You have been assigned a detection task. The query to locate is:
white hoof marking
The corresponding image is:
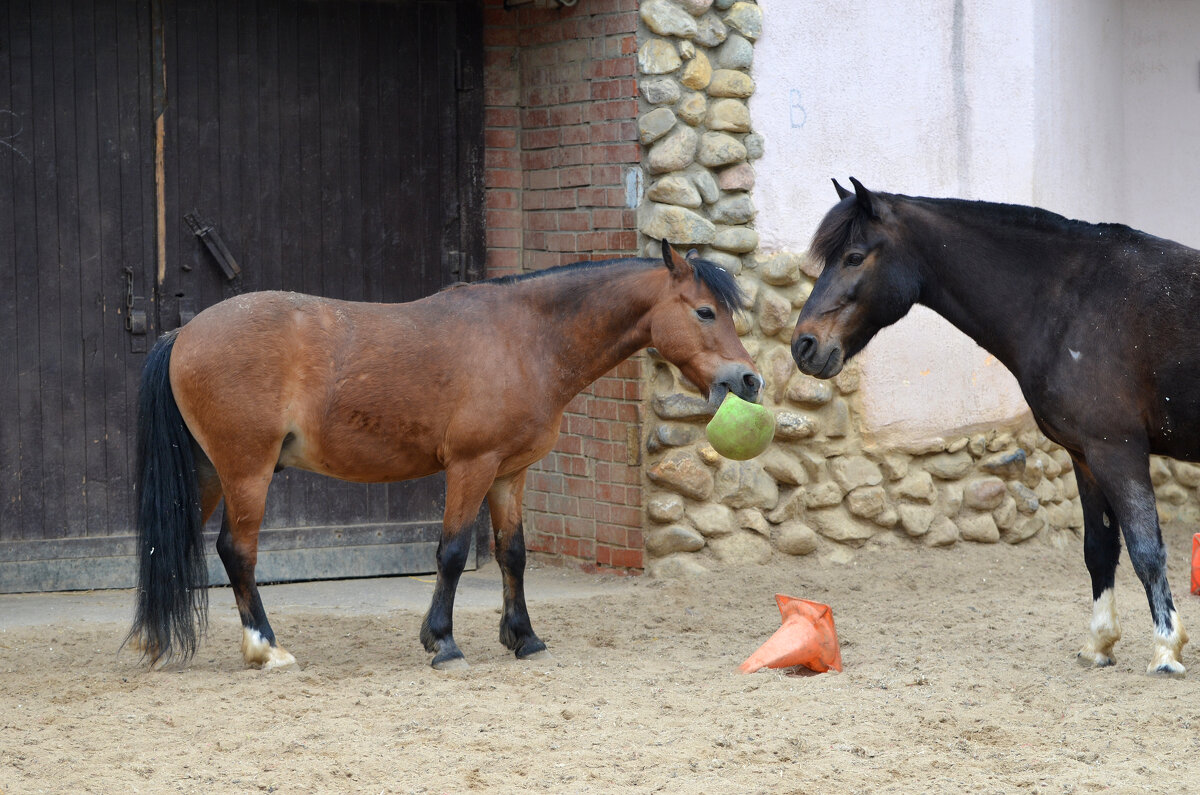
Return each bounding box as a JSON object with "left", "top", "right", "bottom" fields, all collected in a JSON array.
[
  {"left": 1147, "top": 610, "right": 1188, "bottom": 677},
  {"left": 1077, "top": 589, "right": 1121, "bottom": 667},
  {"left": 241, "top": 628, "right": 297, "bottom": 671}
]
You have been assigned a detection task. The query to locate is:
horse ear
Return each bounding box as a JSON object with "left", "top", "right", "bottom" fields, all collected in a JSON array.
[
  {"left": 848, "top": 176, "right": 879, "bottom": 218},
  {"left": 661, "top": 240, "right": 694, "bottom": 280},
  {"left": 832, "top": 178, "right": 852, "bottom": 200}
]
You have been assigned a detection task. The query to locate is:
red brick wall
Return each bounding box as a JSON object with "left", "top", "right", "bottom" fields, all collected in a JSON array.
[{"left": 482, "top": 0, "right": 644, "bottom": 572}]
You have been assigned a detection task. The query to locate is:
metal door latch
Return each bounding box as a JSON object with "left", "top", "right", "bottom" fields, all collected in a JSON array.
[
  {"left": 184, "top": 212, "right": 242, "bottom": 281},
  {"left": 123, "top": 266, "right": 147, "bottom": 352}
]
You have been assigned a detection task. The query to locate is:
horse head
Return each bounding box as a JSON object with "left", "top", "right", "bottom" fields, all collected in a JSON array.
[
  {"left": 651, "top": 242, "right": 763, "bottom": 408},
  {"left": 791, "top": 178, "right": 921, "bottom": 378}
]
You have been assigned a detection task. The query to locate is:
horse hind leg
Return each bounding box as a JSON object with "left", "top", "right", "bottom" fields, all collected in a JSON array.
[
  {"left": 1073, "top": 460, "right": 1123, "bottom": 667},
  {"left": 216, "top": 475, "right": 296, "bottom": 671},
  {"left": 489, "top": 472, "right": 548, "bottom": 661},
  {"left": 1086, "top": 446, "right": 1188, "bottom": 676}
]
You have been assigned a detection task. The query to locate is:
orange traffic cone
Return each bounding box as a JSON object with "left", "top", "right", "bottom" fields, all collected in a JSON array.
[
  {"left": 739, "top": 594, "right": 843, "bottom": 674},
  {"left": 1191, "top": 533, "right": 1200, "bottom": 596}
]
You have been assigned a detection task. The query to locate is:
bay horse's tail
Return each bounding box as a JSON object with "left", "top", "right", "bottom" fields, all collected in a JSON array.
[{"left": 123, "top": 330, "right": 208, "bottom": 665}]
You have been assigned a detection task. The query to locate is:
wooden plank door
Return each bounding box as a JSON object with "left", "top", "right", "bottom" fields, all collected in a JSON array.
[
  {"left": 0, "top": 0, "right": 158, "bottom": 591},
  {"left": 0, "top": 0, "right": 486, "bottom": 592},
  {"left": 157, "top": 0, "right": 487, "bottom": 586}
]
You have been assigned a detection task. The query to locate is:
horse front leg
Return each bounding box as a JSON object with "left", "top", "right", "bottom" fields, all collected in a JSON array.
[
  {"left": 1072, "top": 459, "right": 1123, "bottom": 667},
  {"left": 489, "top": 471, "right": 549, "bottom": 660},
  {"left": 420, "top": 458, "right": 498, "bottom": 670},
  {"left": 1086, "top": 443, "right": 1188, "bottom": 676}
]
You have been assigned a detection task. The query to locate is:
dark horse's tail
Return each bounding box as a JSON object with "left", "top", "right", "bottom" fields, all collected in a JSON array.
[{"left": 123, "top": 330, "right": 208, "bottom": 664}]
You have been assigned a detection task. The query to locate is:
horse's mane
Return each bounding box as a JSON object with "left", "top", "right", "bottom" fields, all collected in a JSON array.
[
  {"left": 908, "top": 197, "right": 1149, "bottom": 244},
  {"left": 810, "top": 194, "right": 1151, "bottom": 267},
  {"left": 481, "top": 255, "right": 746, "bottom": 313}
]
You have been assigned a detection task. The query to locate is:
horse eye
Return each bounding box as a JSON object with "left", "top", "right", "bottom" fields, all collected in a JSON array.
[
  {"left": 695, "top": 307, "right": 716, "bottom": 322},
  {"left": 845, "top": 252, "right": 865, "bottom": 267}
]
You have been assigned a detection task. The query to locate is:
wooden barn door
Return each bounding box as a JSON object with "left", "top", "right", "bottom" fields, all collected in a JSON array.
[
  {"left": 0, "top": 0, "right": 485, "bottom": 593},
  {"left": 157, "top": 0, "right": 486, "bottom": 588},
  {"left": 0, "top": 0, "right": 159, "bottom": 591}
]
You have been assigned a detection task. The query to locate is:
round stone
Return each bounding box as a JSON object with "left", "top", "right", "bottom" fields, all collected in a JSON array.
[
  {"left": 697, "top": 132, "right": 746, "bottom": 167},
  {"left": 706, "top": 98, "right": 751, "bottom": 133},
  {"left": 716, "top": 34, "right": 753, "bottom": 69},
  {"left": 693, "top": 13, "right": 729, "bottom": 47},
  {"left": 673, "top": 94, "right": 704, "bottom": 128},
  {"left": 641, "top": 0, "right": 699, "bottom": 37},
  {"left": 646, "top": 175, "right": 702, "bottom": 208},
  {"left": 709, "top": 194, "right": 755, "bottom": 224},
  {"left": 638, "top": 107, "right": 678, "bottom": 145},
  {"left": 647, "top": 124, "right": 699, "bottom": 173},
  {"left": 641, "top": 76, "right": 682, "bottom": 106},
  {"left": 680, "top": 50, "right": 712, "bottom": 91},
  {"left": 708, "top": 69, "right": 755, "bottom": 98},
  {"left": 638, "top": 202, "right": 716, "bottom": 246},
  {"left": 712, "top": 226, "right": 758, "bottom": 253},
  {"left": 638, "top": 39, "right": 681, "bottom": 75},
  {"left": 724, "top": 1, "right": 763, "bottom": 40}
]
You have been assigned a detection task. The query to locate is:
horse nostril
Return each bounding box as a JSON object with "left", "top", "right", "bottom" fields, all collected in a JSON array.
[
  {"left": 792, "top": 334, "right": 817, "bottom": 362},
  {"left": 742, "top": 371, "right": 761, "bottom": 396}
]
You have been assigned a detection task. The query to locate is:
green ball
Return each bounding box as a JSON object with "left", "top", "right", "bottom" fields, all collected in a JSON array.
[{"left": 706, "top": 393, "right": 775, "bottom": 460}]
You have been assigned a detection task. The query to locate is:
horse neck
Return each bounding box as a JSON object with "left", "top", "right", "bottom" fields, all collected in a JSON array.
[
  {"left": 516, "top": 264, "right": 660, "bottom": 401},
  {"left": 901, "top": 200, "right": 1074, "bottom": 372}
]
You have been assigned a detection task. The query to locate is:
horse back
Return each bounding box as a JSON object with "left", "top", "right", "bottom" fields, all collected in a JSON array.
[{"left": 168, "top": 290, "right": 558, "bottom": 483}]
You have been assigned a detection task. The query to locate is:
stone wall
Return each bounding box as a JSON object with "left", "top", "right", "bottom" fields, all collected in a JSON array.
[{"left": 634, "top": 0, "right": 1200, "bottom": 575}]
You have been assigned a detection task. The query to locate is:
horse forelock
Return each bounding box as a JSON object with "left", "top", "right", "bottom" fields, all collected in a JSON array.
[
  {"left": 809, "top": 199, "right": 869, "bottom": 270},
  {"left": 689, "top": 256, "right": 746, "bottom": 314}
]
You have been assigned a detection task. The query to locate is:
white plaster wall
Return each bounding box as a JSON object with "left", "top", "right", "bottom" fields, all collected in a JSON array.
[
  {"left": 752, "top": 0, "right": 1199, "bottom": 445},
  {"left": 1030, "top": 0, "right": 1125, "bottom": 221},
  {"left": 1121, "top": 1, "right": 1200, "bottom": 248},
  {"left": 753, "top": 0, "right": 1037, "bottom": 444}
]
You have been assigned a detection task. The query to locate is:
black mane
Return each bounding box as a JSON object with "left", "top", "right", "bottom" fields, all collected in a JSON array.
[
  {"left": 482, "top": 255, "right": 747, "bottom": 313},
  {"left": 906, "top": 196, "right": 1151, "bottom": 245},
  {"left": 810, "top": 194, "right": 1154, "bottom": 268}
]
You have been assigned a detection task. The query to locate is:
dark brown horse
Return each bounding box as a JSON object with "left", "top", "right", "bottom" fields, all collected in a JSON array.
[
  {"left": 793, "top": 178, "right": 1198, "bottom": 676},
  {"left": 128, "top": 243, "right": 762, "bottom": 670}
]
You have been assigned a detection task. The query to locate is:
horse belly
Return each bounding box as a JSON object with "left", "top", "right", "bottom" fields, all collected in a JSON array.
[
  {"left": 1145, "top": 362, "right": 1200, "bottom": 461},
  {"left": 1147, "top": 401, "right": 1200, "bottom": 462},
  {"left": 296, "top": 420, "right": 445, "bottom": 483}
]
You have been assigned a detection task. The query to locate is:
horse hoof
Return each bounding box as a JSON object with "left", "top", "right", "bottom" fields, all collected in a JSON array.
[
  {"left": 1076, "top": 650, "right": 1114, "bottom": 668},
  {"left": 519, "top": 649, "right": 553, "bottom": 662},
  {"left": 432, "top": 655, "right": 470, "bottom": 671},
  {"left": 1147, "top": 660, "right": 1186, "bottom": 678},
  {"left": 512, "top": 634, "right": 548, "bottom": 660},
  {"left": 261, "top": 648, "right": 299, "bottom": 672}
]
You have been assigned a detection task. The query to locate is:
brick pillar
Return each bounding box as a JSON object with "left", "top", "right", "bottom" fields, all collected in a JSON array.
[{"left": 482, "top": 0, "right": 644, "bottom": 572}]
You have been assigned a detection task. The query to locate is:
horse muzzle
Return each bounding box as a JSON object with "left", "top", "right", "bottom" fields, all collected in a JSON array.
[
  {"left": 710, "top": 363, "right": 764, "bottom": 408},
  {"left": 792, "top": 333, "right": 844, "bottom": 379}
]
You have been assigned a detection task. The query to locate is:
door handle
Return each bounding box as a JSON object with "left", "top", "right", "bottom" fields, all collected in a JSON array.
[
  {"left": 123, "top": 266, "right": 148, "bottom": 352},
  {"left": 184, "top": 212, "right": 242, "bottom": 281}
]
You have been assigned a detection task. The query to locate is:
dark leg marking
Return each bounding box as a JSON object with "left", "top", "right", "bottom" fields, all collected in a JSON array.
[
  {"left": 420, "top": 528, "right": 474, "bottom": 669},
  {"left": 1074, "top": 461, "right": 1122, "bottom": 667},
  {"left": 497, "top": 521, "right": 547, "bottom": 659}
]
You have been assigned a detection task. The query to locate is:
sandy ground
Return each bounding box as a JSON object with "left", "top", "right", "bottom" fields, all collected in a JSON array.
[{"left": 3, "top": 525, "right": 1200, "bottom": 794}]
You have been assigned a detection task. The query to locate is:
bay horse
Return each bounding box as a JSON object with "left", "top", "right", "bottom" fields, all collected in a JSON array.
[
  {"left": 793, "top": 178, "right": 1198, "bottom": 676},
  {"left": 127, "top": 242, "right": 762, "bottom": 670}
]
